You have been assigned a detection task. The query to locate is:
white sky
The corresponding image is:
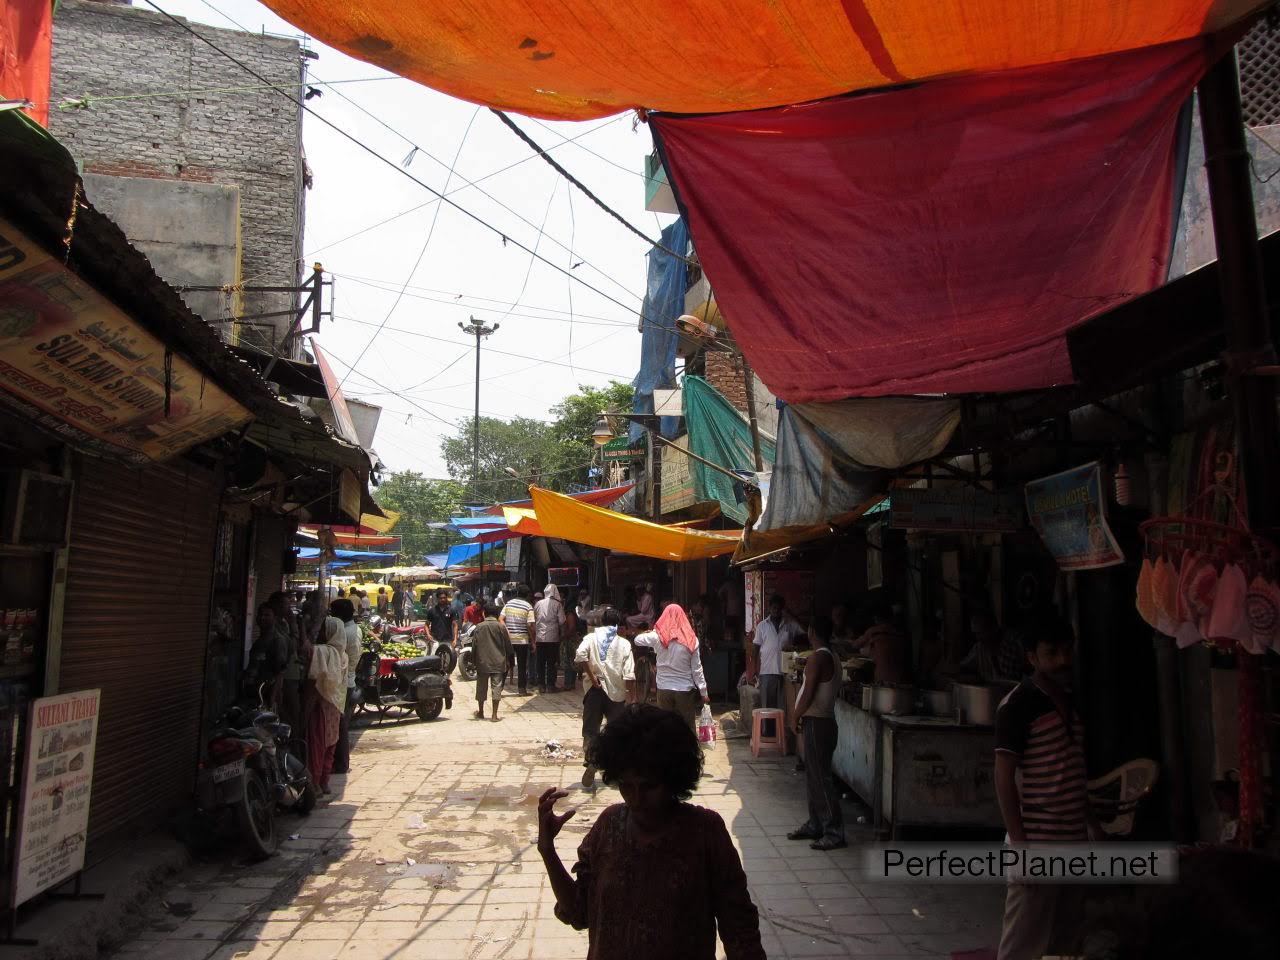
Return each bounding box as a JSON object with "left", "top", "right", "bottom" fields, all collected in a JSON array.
[{"left": 156, "top": 0, "right": 674, "bottom": 479}]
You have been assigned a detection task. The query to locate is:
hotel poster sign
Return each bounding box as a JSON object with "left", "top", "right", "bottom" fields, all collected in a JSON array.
[
  {"left": 0, "top": 216, "right": 249, "bottom": 463},
  {"left": 1025, "top": 462, "right": 1124, "bottom": 570},
  {"left": 13, "top": 689, "right": 101, "bottom": 907}
]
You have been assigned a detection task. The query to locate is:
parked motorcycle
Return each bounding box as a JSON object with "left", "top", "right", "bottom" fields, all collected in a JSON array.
[
  {"left": 197, "top": 690, "right": 315, "bottom": 859},
  {"left": 457, "top": 623, "right": 478, "bottom": 681},
  {"left": 354, "top": 637, "right": 454, "bottom": 720}
]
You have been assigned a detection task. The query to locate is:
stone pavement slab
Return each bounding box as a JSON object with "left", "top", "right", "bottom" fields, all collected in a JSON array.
[{"left": 108, "top": 680, "right": 1003, "bottom": 959}]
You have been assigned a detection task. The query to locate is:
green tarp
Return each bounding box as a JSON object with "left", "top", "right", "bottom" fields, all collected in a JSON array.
[{"left": 682, "top": 375, "right": 775, "bottom": 524}]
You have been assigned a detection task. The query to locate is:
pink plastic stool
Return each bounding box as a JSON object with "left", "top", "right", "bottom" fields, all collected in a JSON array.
[{"left": 751, "top": 708, "right": 787, "bottom": 758}]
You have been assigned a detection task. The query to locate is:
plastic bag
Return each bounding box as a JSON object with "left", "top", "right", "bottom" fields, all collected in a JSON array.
[{"left": 697, "top": 705, "right": 717, "bottom": 748}]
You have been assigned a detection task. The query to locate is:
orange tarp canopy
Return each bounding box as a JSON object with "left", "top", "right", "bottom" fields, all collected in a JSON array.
[
  {"left": 530, "top": 487, "right": 740, "bottom": 561},
  {"left": 259, "top": 1, "right": 1263, "bottom": 119}
]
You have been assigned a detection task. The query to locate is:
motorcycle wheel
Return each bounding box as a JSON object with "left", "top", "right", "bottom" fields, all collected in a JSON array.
[
  {"left": 458, "top": 650, "right": 477, "bottom": 682},
  {"left": 236, "top": 770, "right": 277, "bottom": 860},
  {"left": 415, "top": 698, "right": 444, "bottom": 721},
  {"left": 436, "top": 644, "right": 457, "bottom": 676},
  {"left": 295, "top": 782, "right": 317, "bottom": 816}
]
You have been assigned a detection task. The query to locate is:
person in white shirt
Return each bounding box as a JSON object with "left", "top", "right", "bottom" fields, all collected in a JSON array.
[
  {"left": 633, "top": 602, "right": 709, "bottom": 732},
  {"left": 751, "top": 594, "right": 803, "bottom": 709},
  {"left": 575, "top": 607, "right": 635, "bottom": 791},
  {"left": 329, "top": 598, "right": 364, "bottom": 775},
  {"left": 533, "top": 583, "right": 567, "bottom": 694}
]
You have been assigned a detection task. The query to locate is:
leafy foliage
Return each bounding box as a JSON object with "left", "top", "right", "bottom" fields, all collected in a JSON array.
[
  {"left": 440, "top": 381, "right": 633, "bottom": 503},
  {"left": 373, "top": 472, "right": 466, "bottom": 562}
]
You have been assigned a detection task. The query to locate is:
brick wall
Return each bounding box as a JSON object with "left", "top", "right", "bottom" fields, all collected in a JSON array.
[
  {"left": 704, "top": 351, "right": 748, "bottom": 413},
  {"left": 49, "top": 0, "right": 305, "bottom": 352}
]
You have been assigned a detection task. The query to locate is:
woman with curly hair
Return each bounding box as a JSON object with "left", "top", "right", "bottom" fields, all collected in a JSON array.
[{"left": 538, "top": 704, "right": 764, "bottom": 959}]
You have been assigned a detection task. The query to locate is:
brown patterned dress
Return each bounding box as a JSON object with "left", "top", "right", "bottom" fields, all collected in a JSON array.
[{"left": 555, "top": 802, "right": 765, "bottom": 959}]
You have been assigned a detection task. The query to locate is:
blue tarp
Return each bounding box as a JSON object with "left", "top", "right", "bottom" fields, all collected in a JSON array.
[
  {"left": 296, "top": 547, "right": 398, "bottom": 560},
  {"left": 445, "top": 541, "right": 483, "bottom": 568},
  {"left": 631, "top": 218, "right": 689, "bottom": 442}
]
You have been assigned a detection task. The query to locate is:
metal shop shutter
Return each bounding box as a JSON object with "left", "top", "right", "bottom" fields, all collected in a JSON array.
[{"left": 59, "top": 456, "right": 219, "bottom": 862}]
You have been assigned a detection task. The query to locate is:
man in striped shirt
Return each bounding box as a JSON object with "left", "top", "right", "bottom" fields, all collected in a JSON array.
[{"left": 994, "top": 616, "right": 1095, "bottom": 960}]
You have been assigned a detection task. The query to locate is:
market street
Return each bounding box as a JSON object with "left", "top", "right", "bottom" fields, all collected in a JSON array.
[{"left": 109, "top": 686, "right": 1001, "bottom": 960}]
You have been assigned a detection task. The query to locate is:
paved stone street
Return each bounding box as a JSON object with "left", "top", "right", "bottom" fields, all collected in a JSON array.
[{"left": 111, "top": 682, "right": 1002, "bottom": 960}]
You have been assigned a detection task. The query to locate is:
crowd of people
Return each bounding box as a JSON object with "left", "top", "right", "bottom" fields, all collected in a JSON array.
[{"left": 245, "top": 590, "right": 361, "bottom": 798}]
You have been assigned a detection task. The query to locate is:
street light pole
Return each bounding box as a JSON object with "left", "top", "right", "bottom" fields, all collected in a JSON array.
[{"left": 457, "top": 318, "right": 499, "bottom": 503}]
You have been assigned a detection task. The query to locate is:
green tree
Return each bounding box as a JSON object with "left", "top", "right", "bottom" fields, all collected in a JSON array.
[
  {"left": 373, "top": 472, "right": 466, "bottom": 562},
  {"left": 440, "top": 381, "right": 635, "bottom": 504},
  {"left": 548, "top": 381, "right": 634, "bottom": 485}
]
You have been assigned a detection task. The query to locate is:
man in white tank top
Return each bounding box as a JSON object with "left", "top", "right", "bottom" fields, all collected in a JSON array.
[{"left": 786, "top": 616, "right": 846, "bottom": 850}]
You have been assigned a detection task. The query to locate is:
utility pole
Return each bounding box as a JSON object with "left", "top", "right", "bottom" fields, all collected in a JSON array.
[{"left": 457, "top": 318, "right": 500, "bottom": 503}]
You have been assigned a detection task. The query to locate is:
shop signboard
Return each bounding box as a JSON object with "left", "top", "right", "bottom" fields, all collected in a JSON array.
[
  {"left": 601, "top": 436, "right": 644, "bottom": 462},
  {"left": 660, "top": 436, "right": 696, "bottom": 514},
  {"left": 744, "top": 568, "right": 763, "bottom": 631},
  {"left": 1024, "top": 462, "right": 1124, "bottom": 570},
  {"left": 12, "top": 689, "right": 100, "bottom": 907},
  {"left": 890, "top": 486, "right": 1022, "bottom": 532},
  {"left": 0, "top": 217, "right": 250, "bottom": 464}
]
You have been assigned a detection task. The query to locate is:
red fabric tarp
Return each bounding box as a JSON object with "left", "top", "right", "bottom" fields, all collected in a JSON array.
[
  {"left": 0, "top": 0, "right": 52, "bottom": 127},
  {"left": 475, "top": 483, "right": 634, "bottom": 516},
  {"left": 651, "top": 39, "right": 1220, "bottom": 402}
]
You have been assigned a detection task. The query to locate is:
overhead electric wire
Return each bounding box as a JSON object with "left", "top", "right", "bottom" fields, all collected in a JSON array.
[
  {"left": 302, "top": 116, "right": 624, "bottom": 264},
  {"left": 51, "top": 75, "right": 395, "bottom": 110},
  {"left": 530, "top": 116, "right": 664, "bottom": 185},
  {"left": 140, "top": 0, "right": 684, "bottom": 337},
  {"left": 299, "top": 63, "right": 641, "bottom": 306},
  {"left": 369, "top": 322, "right": 630, "bottom": 396},
  {"left": 330, "top": 273, "right": 634, "bottom": 327},
  {"left": 337, "top": 315, "right": 632, "bottom": 379},
  {"left": 498, "top": 178, "right": 559, "bottom": 322},
  {"left": 490, "top": 109, "right": 694, "bottom": 265},
  {"left": 336, "top": 105, "right": 482, "bottom": 389},
  {"left": 145, "top": 0, "right": 735, "bottom": 401}
]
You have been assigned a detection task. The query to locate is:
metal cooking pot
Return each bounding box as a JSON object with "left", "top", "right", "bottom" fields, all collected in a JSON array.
[
  {"left": 867, "top": 684, "right": 916, "bottom": 715},
  {"left": 952, "top": 682, "right": 1014, "bottom": 726},
  {"left": 921, "top": 689, "right": 953, "bottom": 717}
]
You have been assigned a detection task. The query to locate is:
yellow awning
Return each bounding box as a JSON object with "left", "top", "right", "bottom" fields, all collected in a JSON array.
[
  {"left": 259, "top": 1, "right": 1264, "bottom": 120},
  {"left": 530, "top": 487, "right": 740, "bottom": 561},
  {"left": 361, "top": 509, "right": 400, "bottom": 534},
  {"left": 732, "top": 497, "right": 885, "bottom": 565},
  {"left": 501, "top": 506, "right": 544, "bottom": 538}
]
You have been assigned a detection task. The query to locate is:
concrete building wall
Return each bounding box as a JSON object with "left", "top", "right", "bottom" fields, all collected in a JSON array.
[
  {"left": 81, "top": 173, "right": 242, "bottom": 325},
  {"left": 49, "top": 0, "right": 306, "bottom": 354}
]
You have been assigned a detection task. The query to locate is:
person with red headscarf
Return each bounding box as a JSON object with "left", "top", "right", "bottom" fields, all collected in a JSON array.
[{"left": 633, "top": 602, "right": 709, "bottom": 731}]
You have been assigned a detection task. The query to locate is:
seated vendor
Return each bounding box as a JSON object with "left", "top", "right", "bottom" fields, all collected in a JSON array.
[
  {"left": 957, "top": 610, "right": 1024, "bottom": 682},
  {"left": 851, "top": 595, "right": 910, "bottom": 684}
]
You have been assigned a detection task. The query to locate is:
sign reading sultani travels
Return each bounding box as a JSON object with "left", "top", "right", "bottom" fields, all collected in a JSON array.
[
  {"left": 0, "top": 216, "right": 250, "bottom": 463},
  {"left": 13, "top": 689, "right": 101, "bottom": 907}
]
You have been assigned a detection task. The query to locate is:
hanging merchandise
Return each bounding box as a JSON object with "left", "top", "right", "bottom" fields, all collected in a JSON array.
[
  {"left": 1140, "top": 483, "right": 1279, "bottom": 649},
  {"left": 1152, "top": 555, "right": 1179, "bottom": 637},
  {"left": 1136, "top": 558, "right": 1157, "bottom": 629},
  {"left": 1244, "top": 575, "right": 1280, "bottom": 654},
  {"left": 1206, "top": 564, "right": 1252, "bottom": 651}
]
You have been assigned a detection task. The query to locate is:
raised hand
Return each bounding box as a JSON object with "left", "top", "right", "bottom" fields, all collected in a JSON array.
[{"left": 537, "top": 788, "right": 576, "bottom": 853}]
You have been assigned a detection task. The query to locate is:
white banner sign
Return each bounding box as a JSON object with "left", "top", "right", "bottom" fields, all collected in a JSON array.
[{"left": 13, "top": 689, "right": 101, "bottom": 906}]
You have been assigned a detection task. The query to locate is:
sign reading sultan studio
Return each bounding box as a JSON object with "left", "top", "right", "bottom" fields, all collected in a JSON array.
[{"left": 0, "top": 215, "right": 249, "bottom": 463}]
